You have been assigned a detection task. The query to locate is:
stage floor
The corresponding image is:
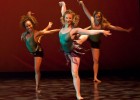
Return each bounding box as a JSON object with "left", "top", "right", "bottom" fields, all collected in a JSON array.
[{"left": 0, "top": 76, "right": 140, "bottom": 100}]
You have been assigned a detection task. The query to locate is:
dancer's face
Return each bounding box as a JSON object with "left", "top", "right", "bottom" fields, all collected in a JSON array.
[
  {"left": 95, "top": 13, "right": 101, "bottom": 24},
  {"left": 64, "top": 14, "right": 73, "bottom": 26},
  {"left": 25, "top": 20, "right": 34, "bottom": 32}
]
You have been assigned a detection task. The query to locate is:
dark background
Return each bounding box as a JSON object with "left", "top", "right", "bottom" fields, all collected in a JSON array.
[{"left": 0, "top": 0, "right": 139, "bottom": 74}]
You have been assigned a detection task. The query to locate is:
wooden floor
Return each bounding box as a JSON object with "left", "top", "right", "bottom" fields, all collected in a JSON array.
[{"left": 0, "top": 71, "right": 140, "bottom": 100}]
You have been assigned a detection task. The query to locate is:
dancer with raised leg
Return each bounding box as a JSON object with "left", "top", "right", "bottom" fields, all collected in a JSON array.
[
  {"left": 20, "top": 11, "right": 60, "bottom": 93},
  {"left": 59, "top": 1, "right": 111, "bottom": 99}
]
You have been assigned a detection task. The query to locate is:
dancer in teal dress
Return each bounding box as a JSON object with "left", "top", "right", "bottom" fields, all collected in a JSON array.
[
  {"left": 20, "top": 11, "right": 60, "bottom": 93},
  {"left": 59, "top": 1, "right": 111, "bottom": 99}
]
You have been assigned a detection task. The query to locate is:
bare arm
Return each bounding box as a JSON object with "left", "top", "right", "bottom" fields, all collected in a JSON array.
[
  {"left": 78, "top": 0, "right": 92, "bottom": 20},
  {"left": 59, "top": 1, "right": 66, "bottom": 16},
  {"left": 76, "top": 35, "right": 89, "bottom": 45},
  {"left": 38, "top": 21, "right": 60, "bottom": 35},
  {"left": 84, "top": 26, "right": 91, "bottom": 30},
  {"left": 42, "top": 22, "right": 53, "bottom": 31},
  {"left": 74, "top": 26, "right": 91, "bottom": 44},
  {"left": 108, "top": 25, "right": 133, "bottom": 33},
  {"left": 72, "top": 28, "right": 111, "bottom": 36},
  {"left": 40, "top": 29, "right": 60, "bottom": 35},
  {"left": 21, "top": 32, "right": 27, "bottom": 41},
  {"left": 21, "top": 33, "right": 24, "bottom": 41}
]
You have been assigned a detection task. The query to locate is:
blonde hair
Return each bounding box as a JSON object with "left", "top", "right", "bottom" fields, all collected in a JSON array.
[
  {"left": 20, "top": 14, "right": 38, "bottom": 29},
  {"left": 60, "top": 9, "right": 80, "bottom": 27}
]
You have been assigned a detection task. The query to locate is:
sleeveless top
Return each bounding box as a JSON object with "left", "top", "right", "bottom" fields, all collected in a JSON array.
[
  {"left": 23, "top": 32, "right": 42, "bottom": 53},
  {"left": 59, "top": 29, "right": 89, "bottom": 66},
  {"left": 89, "top": 17, "right": 103, "bottom": 42},
  {"left": 59, "top": 30, "right": 73, "bottom": 53}
]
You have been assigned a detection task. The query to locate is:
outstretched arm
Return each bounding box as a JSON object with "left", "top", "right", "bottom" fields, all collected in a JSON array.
[
  {"left": 78, "top": 0, "right": 92, "bottom": 20},
  {"left": 39, "top": 22, "right": 60, "bottom": 35},
  {"left": 40, "top": 29, "right": 60, "bottom": 35},
  {"left": 59, "top": 1, "right": 66, "bottom": 16},
  {"left": 84, "top": 26, "right": 91, "bottom": 30},
  {"left": 108, "top": 25, "right": 133, "bottom": 33},
  {"left": 73, "top": 28, "right": 111, "bottom": 36},
  {"left": 43, "top": 22, "right": 53, "bottom": 31}
]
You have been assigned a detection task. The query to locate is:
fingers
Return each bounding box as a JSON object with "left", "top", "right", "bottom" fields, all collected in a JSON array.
[
  {"left": 59, "top": 1, "right": 65, "bottom": 6},
  {"left": 104, "top": 30, "right": 111, "bottom": 36},
  {"left": 77, "top": 0, "right": 83, "bottom": 4},
  {"left": 107, "top": 30, "right": 112, "bottom": 35},
  {"left": 59, "top": 2, "right": 62, "bottom": 6},
  {"left": 27, "top": 11, "right": 31, "bottom": 16},
  {"left": 48, "top": 22, "right": 53, "bottom": 28},
  {"left": 27, "top": 11, "right": 34, "bottom": 16},
  {"left": 77, "top": 0, "right": 80, "bottom": 3},
  {"left": 128, "top": 27, "right": 133, "bottom": 32},
  {"left": 49, "top": 22, "right": 53, "bottom": 25}
]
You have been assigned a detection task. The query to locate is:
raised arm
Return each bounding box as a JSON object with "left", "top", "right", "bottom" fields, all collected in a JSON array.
[
  {"left": 38, "top": 21, "right": 60, "bottom": 35},
  {"left": 40, "top": 29, "right": 60, "bottom": 35},
  {"left": 78, "top": 0, "right": 92, "bottom": 20},
  {"left": 37, "top": 26, "right": 60, "bottom": 43},
  {"left": 59, "top": 1, "right": 67, "bottom": 16},
  {"left": 108, "top": 25, "right": 133, "bottom": 33},
  {"left": 42, "top": 22, "right": 53, "bottom": 31},
  {"left": 27, "top": 11, "right": 34, "bottom": 16}
]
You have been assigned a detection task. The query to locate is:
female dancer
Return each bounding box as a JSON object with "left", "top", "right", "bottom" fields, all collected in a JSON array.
[
  {"left": 78, "top": 0, "right": 132, "bottom": 82},
  {"left": 59, "top": 1, "right": 111, "bottom": 99},
  {"left": 20, "top": 11, "right": 60, "bottom": 93}
]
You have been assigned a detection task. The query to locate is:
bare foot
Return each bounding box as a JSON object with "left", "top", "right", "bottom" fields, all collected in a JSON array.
[
  {"left": 36, "top": 89, "right": 41, "bottom": 93},
  {"left": 36, "top": 86, "right": 41, "bottom": 93},
  {"left": 77, "top": 95, "right": 84, "bottom": 100},
  {"left": 93, "top": 79, "right": 101, "bottom": 83}
]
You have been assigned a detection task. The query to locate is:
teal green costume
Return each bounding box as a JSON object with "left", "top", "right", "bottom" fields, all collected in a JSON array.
[
  {"left": 59, "top": 30, "right": 88, "bottom": 65},
  {"left": 22, "top": 32, "right": 43, "bottom": 57},
  {"left": 59, "top": 31, "right": 73, "bottom": 53}
]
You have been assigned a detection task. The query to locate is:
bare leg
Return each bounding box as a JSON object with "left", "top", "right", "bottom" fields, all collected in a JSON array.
[
  {"left": 34, "top": 57, "right": 42, "bottom": 93},
  {"left": 91, "top": 48, "right": 101, "bottom": 83},
  {"left": 76, "top": 35, "right": 88, "bottom": 45},
  {"left": 70, "top": 56, "right": 83, "bottom": 99}
]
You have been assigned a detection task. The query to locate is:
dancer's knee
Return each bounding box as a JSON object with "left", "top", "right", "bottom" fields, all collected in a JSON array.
[
  {"left": 72, "top": 71, "right": 78, "bottom": 78},
  {"left": 93, "top": 58, "right": 99, "bottom": 64}
]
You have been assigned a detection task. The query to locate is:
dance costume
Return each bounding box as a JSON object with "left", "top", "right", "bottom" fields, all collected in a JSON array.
[
  {"left": 59, "top": 29, "right": 87, "bottom": 65},
  {"left": 23, "top": 32, "right": 44, "bottom": 57},
  {"left": 88, "top": 24, "right": 103, "bottom": 49}
]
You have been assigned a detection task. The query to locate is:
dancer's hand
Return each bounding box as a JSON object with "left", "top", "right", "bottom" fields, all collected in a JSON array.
[
  {"left": 48, "top": 22, "right": 53, "bottom": 29},
  {"left": 27, "top": 11, "right": 34, "bottom": 16},
  {"left": 126, "top": 27, "right": 133, "bottom": 32},
  {"left": 103, "top": 30, "right": 112, "bottom": 37},
  {"left": 43, "top": 22, "right": 53, "bottom": 31},
  {"left": 77, "top": 0, "right": 83, "bottom": 5},
  {"left": 59, "top": 1, "right": 65, "bottom": 7}
]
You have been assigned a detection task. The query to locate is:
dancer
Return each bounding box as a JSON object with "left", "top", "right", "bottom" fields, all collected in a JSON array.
[
  {"left": 59, "top": 1, "right": 111, "bottom": 99},
  {"left": 77, "top": 0, "right": 132, "bottom": 82},
  {"left": 20, "top": 11, "right": 60, "bottom": 93}
]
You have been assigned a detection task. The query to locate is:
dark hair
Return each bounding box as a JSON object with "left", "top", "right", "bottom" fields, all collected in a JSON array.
[
  {"left": 20, "top": 14, "right": 38, "bottom": 29},
  {"left": 93, "top": 11, "right": 111, "bottom": 28}
]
